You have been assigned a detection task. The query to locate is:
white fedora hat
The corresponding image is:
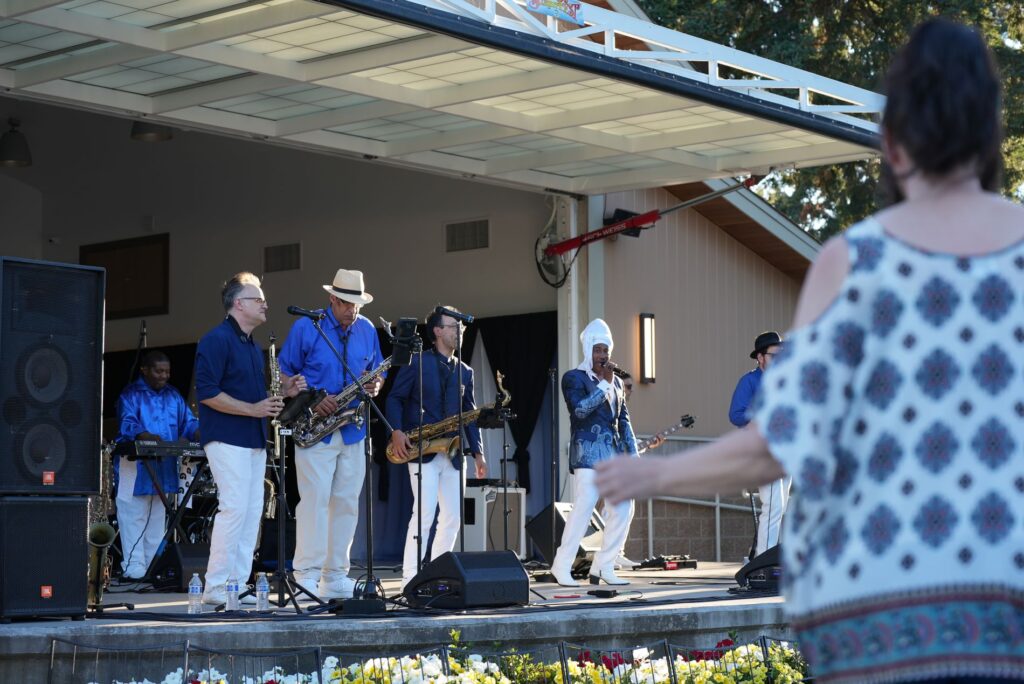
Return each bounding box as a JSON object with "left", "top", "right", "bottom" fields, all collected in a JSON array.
[{"left": 322, "top": 269, "right": 373, "bottom": 305}]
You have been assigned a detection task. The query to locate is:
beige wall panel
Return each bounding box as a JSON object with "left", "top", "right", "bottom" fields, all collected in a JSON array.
[{"left": 601, "top": 187, "right": 802, "bottom": 439}]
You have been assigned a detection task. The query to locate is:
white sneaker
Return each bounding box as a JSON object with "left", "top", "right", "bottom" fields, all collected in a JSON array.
[
  {"left": 319, "top": 575, "right": 355, "bottom": 600},
  {"left": 202, "top": 586, "right": 226, "bottom": 606},
  {"left": 291, "top": 572, "right": 320, "bottom": 597},
  {"left": 614, "top": 555, "right": 636, "bottom": 570}
]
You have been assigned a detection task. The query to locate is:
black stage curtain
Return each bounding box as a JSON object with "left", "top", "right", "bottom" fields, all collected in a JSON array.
[{"left": 477, "top": 311, "right": 557, "bottom": 493}]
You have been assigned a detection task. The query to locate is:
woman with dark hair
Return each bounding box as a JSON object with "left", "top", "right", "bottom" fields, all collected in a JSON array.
[{"left": 597, "top": 19, "right": 1024, "bottom": 683}]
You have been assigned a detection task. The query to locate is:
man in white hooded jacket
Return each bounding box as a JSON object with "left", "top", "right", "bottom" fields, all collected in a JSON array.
[{"left": 550, "top": 319, "right": 639, "bottom": 587}]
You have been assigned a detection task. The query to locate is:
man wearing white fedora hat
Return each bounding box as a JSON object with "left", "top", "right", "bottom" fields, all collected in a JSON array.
[{"left": 279, "top": 268, "right": 385, "bottom": 600}]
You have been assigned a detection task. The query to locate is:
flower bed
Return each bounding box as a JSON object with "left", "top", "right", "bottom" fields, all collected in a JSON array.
[{"left": 90, "top": 638, "right": 808, "bottom": 684}]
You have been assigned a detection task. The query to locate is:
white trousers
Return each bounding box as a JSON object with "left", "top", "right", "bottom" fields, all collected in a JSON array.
[
  {"left": 204, "top": 442, "right": 266, "bottom": 590},
  {"left": 403, "top": 456, "right": 463, "bottom": 581},
  {"left": 115, "top": 456, "right": 166, "bottom": 577},
  {"left": 552, "top": 468, "right": 633, "bottom": 576},
  {"left": 756, "top": 476, "right": 792, "bottom": 555},
  {"left": 293, "top": 438, "right": 365, "bottom": 582}
]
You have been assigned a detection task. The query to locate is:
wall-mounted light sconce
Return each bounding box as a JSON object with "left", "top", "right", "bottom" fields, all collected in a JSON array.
[
  {"left": 640, "top": 312, "right": 655, "bottom": 383},
  {"left": 0, "top": 118, "right": 32, "bottom": 167}
]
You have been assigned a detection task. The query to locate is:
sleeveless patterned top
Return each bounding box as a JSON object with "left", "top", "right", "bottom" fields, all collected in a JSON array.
[{"left": 754, "top": 217, "right": 1024, "bottom": 683}]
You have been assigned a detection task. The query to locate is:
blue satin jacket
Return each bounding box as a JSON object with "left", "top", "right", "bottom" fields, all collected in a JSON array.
[
  {"left": 561, "top": 369, "right": 638, "bottom": 471},
  {"left": 115, "top": 377, "right": 200, "bottom": 496}
]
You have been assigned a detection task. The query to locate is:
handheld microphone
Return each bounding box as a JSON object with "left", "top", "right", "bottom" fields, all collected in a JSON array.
[
  {"left": 287, "top": 305, "right": 325, "bottom": 321},
  {"left": 434, "top": 306, "right": 474, "bottom": 324}
]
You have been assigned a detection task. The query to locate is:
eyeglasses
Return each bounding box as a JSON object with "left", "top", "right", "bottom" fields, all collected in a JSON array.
[
  {"left": 239, "top": 297, "right": 267, "bottom": 305},
  {"left": 438, "top": 323, "right": 464, "bottom": 329},
  {"left": 763, "top": 351, "right": 777, "bottom": 357}
]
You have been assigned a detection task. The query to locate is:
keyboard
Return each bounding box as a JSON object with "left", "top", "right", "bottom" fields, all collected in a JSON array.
[
  {"left": 466, "top": 478, "right": 516, "bottom": 488},
  {"left": 113, "top": 440, "right": 206, "bottom": 460}
]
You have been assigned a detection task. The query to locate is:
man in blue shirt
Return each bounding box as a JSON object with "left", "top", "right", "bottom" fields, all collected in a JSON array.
[
  {"left": 194, "top": 272, "right": 305, "bottom": 605},
  {"left": 728, "top": 330, "right": 790, "bottom": 556},
  {"left": 387, "top": 306, "right": 486, "bottom": 587},
  {"left": 278, "top": 269, "right": 384, "bottom": 600},
  {"left": 114, "top": 349, "right": 199, "bottom": 580}
]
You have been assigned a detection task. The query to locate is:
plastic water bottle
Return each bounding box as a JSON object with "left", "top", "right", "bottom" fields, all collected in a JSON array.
[
  {"left": 256, "top": 572, "right": 270, "bottom": 612},
  {"left": 187, "top": 573, "right": 203, "bottom": 615},
  {"left": 226, "top": 575, "right": 240, "bottom": 611}
]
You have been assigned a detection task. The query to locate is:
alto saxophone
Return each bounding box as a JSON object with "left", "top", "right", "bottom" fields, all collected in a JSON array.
[
  {"left": 291, "top": 357, "right": 393, "bottom": 448},
  {"left": 386, "top": 371, "right": 511, "bottom": 465}
]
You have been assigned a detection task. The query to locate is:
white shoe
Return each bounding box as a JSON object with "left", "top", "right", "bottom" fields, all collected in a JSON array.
[
  {"left": 550, "top": 566, "right": 580, "bottom": 588},
  {"left": 589, "top": 568, "right": 629, "bottom": 586},
  {"left": 202, "top": 586, "right": 226, "bottom": 606},
  {"left": 319, "top": 576, "right": 355, "bottom": 600},
  {"left": 614, "top": 555, "right": 636, "bottom": 570}
]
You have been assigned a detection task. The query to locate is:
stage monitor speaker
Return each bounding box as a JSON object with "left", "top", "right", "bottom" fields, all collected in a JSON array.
[
  {"left": 150, "top": 542, "right": 210, "bottom": 592},
  {"left": 735, "top": 544, "right": 781, "bottom": 592},
  {"left": 0, "top": 496, "right": 88, "bottom": 620},
  {"left": 0, "top": 257, "right": 105, "bottom": 495},
  {"left": 524, "top": 501, "right": 605, "bottom": 565},
  {"left": 455, "top": 486, "right": 526, "bottom": 558},
  {"left": 403, "top": 550, "right": 529, "bottom": 609}
]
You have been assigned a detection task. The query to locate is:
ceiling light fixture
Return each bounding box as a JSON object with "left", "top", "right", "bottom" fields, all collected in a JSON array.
[{"left": 130, "top": 120, "right": 174, "bottom": 142}]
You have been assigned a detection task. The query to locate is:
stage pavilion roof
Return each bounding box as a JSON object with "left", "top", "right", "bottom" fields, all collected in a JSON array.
[{"left": 0, "top": 0, "right": 883, "bottom": 194}]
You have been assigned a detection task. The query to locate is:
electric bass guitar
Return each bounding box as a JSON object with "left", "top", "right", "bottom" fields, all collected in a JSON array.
[{"left": 638, "top": 414, "right": 695, "bottom": 453}]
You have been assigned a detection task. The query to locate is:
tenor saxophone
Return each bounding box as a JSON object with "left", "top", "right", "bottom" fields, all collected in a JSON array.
[
  {"left": 291, "top": 357, "right": 392, "bottom": 448},
  {"left": 385, "top": 371, "right": 511, "bottom": 465}
]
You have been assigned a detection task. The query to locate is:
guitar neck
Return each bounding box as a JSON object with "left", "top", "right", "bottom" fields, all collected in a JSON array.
[{"left": 638, "top": 415, "right": 694, "bottom": 451}]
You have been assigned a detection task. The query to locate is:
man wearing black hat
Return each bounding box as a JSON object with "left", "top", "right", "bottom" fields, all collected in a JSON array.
[{"left": 729, "top": 331, "right": 790, "bottom": 556}]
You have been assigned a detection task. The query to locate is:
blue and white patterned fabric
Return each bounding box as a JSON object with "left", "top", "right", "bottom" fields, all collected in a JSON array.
[
  {"left": 562, "top": 368, "right": 638, "bottom": 471},
  {"left": 754, "top": 217, "right": 1024, "bottom": 682}
]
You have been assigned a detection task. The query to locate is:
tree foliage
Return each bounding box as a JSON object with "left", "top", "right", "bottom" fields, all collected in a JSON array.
[{"left": 637, "top": 0, "right": 1024, "bottom": 240}]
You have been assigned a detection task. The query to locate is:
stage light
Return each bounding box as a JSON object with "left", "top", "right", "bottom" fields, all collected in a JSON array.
[{"left": 640, "top": 313, "right": 655, "bottom": 384}]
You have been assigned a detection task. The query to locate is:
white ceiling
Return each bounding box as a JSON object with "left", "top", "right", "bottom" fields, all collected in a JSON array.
[{"left": 0, "top": 0, "right": 884, "bottom": 194}]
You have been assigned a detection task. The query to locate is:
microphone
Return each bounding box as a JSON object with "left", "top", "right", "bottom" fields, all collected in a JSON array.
[
  {"left": 141, "top": 319, "right": 148, "bottom": 348},
  {"left": 287, "top": 305, "right": 325, "bottom": 321},
  {"left": 434, "top": 306, "right": 474, "bottom": 324}
]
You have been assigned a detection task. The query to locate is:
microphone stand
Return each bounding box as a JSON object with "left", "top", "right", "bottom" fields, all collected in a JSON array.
[
  {"left": 415, "top": 339, "right": 425, "bottom": 574},
  {"left": 548, "top": 368, "right": 558, "bottom": 569},
  {"left": 303, "top": 317, "right": 392, "bottom": 615},
  {"left": 127, "top": 319, "right": 147, "bottom": 387},
  {"left": 456, "top": 325, "right": 466, "bottom": 552}
]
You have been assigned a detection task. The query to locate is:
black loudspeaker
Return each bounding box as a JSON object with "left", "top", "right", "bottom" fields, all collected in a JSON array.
[
  {"left": 525, "top": 502, "right": 605, "bottom": 565},
  {"left": 403, "top": 550, "right": 529, "bottom": 609},
  {"left": 0, "top": 497, "right": 88, "bottom": 620},
  {"left": 0, "top": 258, "right": 105, "bottom": 494},
  {"left": 735, "top": 544, "right": 781, "bottom": 592},
  {"left": 150, "top": 542, "right": 210, "bottom": 592}
]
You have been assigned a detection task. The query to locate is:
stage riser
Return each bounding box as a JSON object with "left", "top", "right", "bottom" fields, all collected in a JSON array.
[{"left": 0, "top": 604, "right": 791, "bottom": 680}]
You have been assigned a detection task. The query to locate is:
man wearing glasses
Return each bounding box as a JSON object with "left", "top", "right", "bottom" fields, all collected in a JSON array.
[
  {"left": 728, "top": 330, "right": 789, "bottom": 557},
  {"left": 194, "top": 272, "right": 305, "bottom": 605},
  {"left": 278, "top": 269, "right": 384, "bottom": 601},
  {"left": 387, "top": 306, "right": 487, "bottom": 589}
]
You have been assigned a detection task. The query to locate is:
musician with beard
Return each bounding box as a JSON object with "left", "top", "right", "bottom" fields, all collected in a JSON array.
[
  {"left": 278, "top": 269, "right": 384, "bottom": 601},
  {"left": 386, "top": 306, "right": 487, "bottom": 589}
]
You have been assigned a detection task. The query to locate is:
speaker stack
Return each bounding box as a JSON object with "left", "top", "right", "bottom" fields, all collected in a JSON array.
[{"left": 0, "top": 257, "right": 105, "bottom": 621}]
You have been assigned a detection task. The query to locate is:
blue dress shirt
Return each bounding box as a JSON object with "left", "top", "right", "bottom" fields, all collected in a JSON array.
[
  {"left": 194, "top": 316, "right": 268, "bottom": 448},
  {"left": 385, "top": 349, "right": 483, "bottom": 468},
  {"left": 278, "top": 309, "right": 384, "bottom": 444},
  {"left": 115, "top": 376, "right": 200, "bottom": 495},
  {"left": 728, "top": 367, "right": 763, "bottom": 427}
]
